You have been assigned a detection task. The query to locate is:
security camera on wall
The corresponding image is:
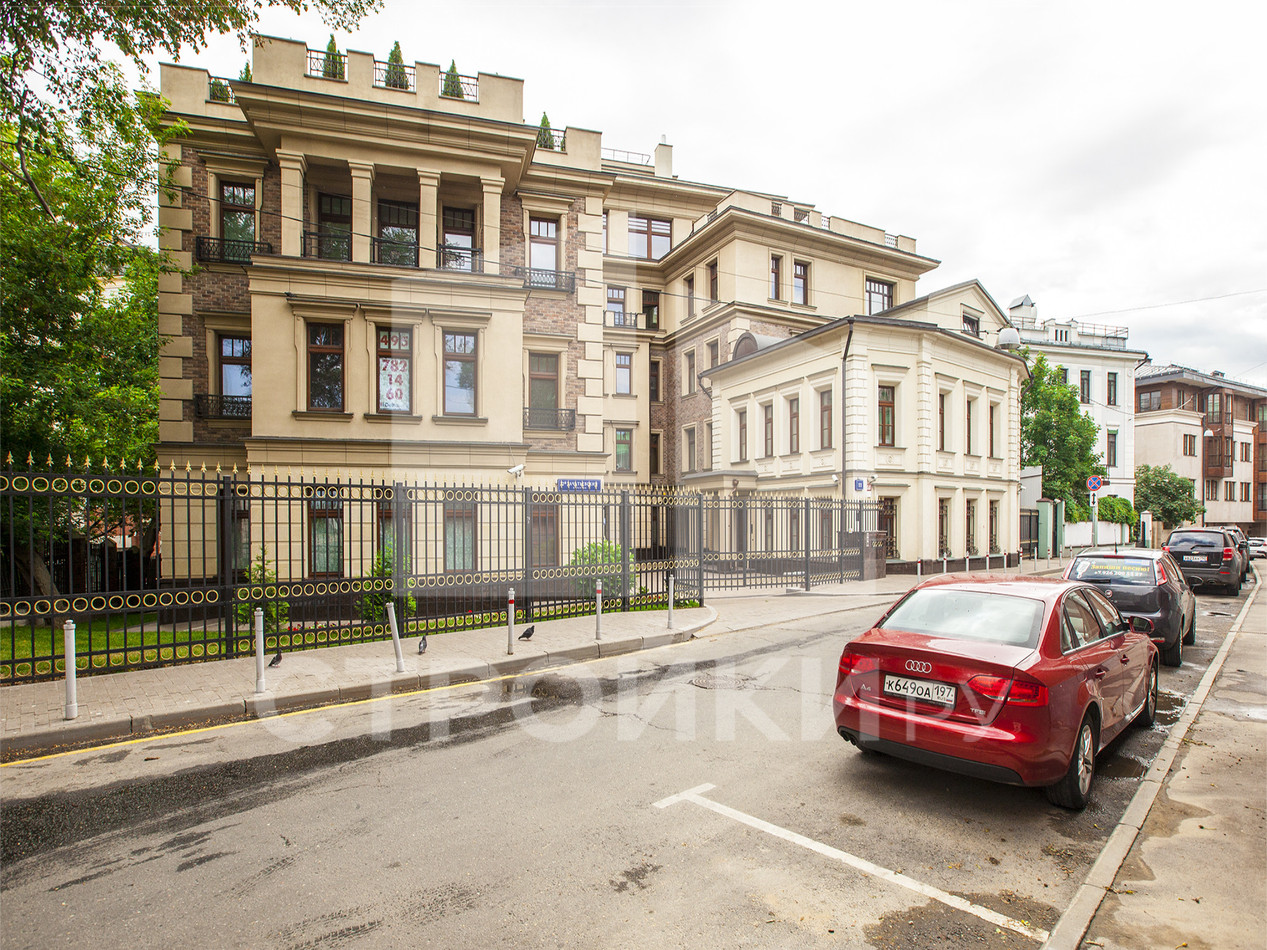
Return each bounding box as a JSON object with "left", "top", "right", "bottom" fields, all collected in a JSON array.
[
  {"left": 507, "top": 463, "right": 525, "bottom": 476},
  {"left": 831, "top": 474, "right": 839, "bottom": 483}
]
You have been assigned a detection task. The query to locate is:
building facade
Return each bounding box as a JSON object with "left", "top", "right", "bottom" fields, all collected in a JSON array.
[
  {"left": 1008, "top": 295, "right": 1146, "bottom": 506},
  {"left": 1134, "top": 364, "right": 1267, "bottom": 534}
]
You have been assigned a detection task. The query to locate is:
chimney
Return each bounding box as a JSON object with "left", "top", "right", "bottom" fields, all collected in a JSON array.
[
  {"left": 654, "top": 138, "right": 672, "bottom": 178},
  {"left": 1008, "top": 294, "right": 1037, "bottom": 326}
]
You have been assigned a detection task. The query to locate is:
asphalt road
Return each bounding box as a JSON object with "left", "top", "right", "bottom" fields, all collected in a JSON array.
[{"left": 0, "top": 586, "right": 1251, "bottom": 949}]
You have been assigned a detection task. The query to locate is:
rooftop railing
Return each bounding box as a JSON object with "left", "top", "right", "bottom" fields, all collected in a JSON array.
[
  {"left": 536, "top": 129, "right": 566, "bottom": 151},
  {"left": 207, "top": 77, "right": 236, "bottom": 103},
  {"left": 373, "top": 59, "right": 416, "bottom": 91},
  {"left": 438, "top": 71, "right": 479, "bottom": 100},
  {"left": 306, "top": 49, "right": 347, "bottom": 80},
  {"left": 601, "top": 147, "right": 651, "bottom": 165}
]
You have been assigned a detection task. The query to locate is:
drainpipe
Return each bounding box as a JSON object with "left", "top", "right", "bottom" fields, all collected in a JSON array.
[{"left": 840, "top": 318, "right": 855, "bottom": 498}]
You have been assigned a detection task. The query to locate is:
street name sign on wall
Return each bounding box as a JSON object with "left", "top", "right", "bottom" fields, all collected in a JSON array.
[
  {"left": 854, "top": 479, "right": 865, "bottom": 492},
  {"left": 557, "top": 478, "right": 602, "bottom": 493}
]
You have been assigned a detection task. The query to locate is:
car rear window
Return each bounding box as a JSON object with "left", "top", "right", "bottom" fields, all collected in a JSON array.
[
  {"left": 1069, "top": 557, "right": 1155, "bottom": 586},
  {"left": 1168, "top": 531, "right": 1224, "bottom": 547},
  {"left": 879, "top": 589, "right": 1045, "bottom": 648}
]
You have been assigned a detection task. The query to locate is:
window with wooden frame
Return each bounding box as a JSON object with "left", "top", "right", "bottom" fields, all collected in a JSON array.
[
  {"left": 965, "top": 396, "right": 975, "bottom": 454},
  {"left": 792, "top": 260, "right": 810, "bottom": 305},
  {"left": 819, "top": 390, "right": 832, "bottom": 449},
  {"left": 529, "top": 216, "right": 558, "bottom": 272},
  {"left": 1107, "top": 430, "right": 1118, "bottom": 467},
  {"left": 865, "top": 278, "right": 893, "bottom": 315},
  {"left": 1107, "top": 372, "right": 1118, "bottom": 406},
  {"left": 878, "top": 385, "right": 895, "bottom": 447},
  {"left": 966, "top": 499, "right": 977, "bottom": 555},
  {"left": 961, "top": 312, "right": 980, "bottom": 336},
  {"left": 737, "top": 409, "right": 748, "bottom": 462},
  {"left": 220, "top": 336, "right": 251, "bottom": 398},
  {"left": 443, "top": 330, "right": 477, "bottom": 415},
  {"left": 988, "top": 404, "right": 997, "bottom": 458},
  {"left": 606, "top": 285, "right": 627, "bottom": 324},
  {"left": 1080, "top": 370, "right": 1091, "bottom": 404},
  {"left": 615, "top": 352, "right": 632, "bottom": 394},
  {"left": 684, "top": 426, "right": 697, "bottom": 473},
  {"left": 649, "top": 359, "right": 661, "bottom": 402},
  {"left": 615, "top": 428, "right": 633, "bottom": 471},
  {"left": 526, "top": 352, "right": 559, "bottom": 428},
  {"left": 649, "top": 432, "right": 661, "bottom": 475},
  {"left": 316, "top": 193, "right": 352, "bottom": 260},
  {"left": 376, "top": 326, "right": 412, "bottom": 413},
  {"left": 628, "top": 215, "right": 671, "bottom": 260},
  {"left": 220, "top": 182, "right": 255, "bottom": 259},
  {"left": 788, "top": 397, "right": 799, "bottom": 453},
  {"left": 685, "top": 274, "right": 695, "bottom": 318},
  {"left": 763, "top": 404, "right": 774, "bottom": 457},
  {"left": 938, "top": 392, "right": 947, "bottom": 451},
  {"left": 529, "top": 504, "right": 558, "bottom": 567},
  {"left": 309, "top": 487, "right": 343, "bottom": 577},
  {"left": 684, "top": 350, "right": 696, "bottom": 394},
  {"left": 643, "top": 289, "right": 660, "bottom": 330},
  {"left": 439, "top": 206, "right": 475, "bottom": 270},
  {"left": 307, "top": 323, "right": 344, "bottom": 411},
  {"left": 1183, "top": 434, "right": 1197, "bottom": 456},
  {"left": 770, "top": 255, "right": 782, "bottom": 300},
  {"left": 379, "top": 199, "right": 420, "bottom": 266},
  {"left": 989, "top": 501, "right": 1000, "bottom": 554},
  {"left": 708, "top": 259, "right": 719, "bottom": 303},
  {"left": 444, "top": 501, "right": 476, "bottom": 572},
  {"left": 707, "top": 340, "right": 719, "bottom": 368}
]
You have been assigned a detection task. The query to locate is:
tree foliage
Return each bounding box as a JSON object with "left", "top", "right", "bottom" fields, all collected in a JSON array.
[
  {"left": 239, "top": 60, "right": 253, "bottom": 82},
  {"left": 384, "top": 41, "right": 407, "bottom": 89},
  {"left": 234, "top": 548, "right": 290, "bottom": 634},
  {"left": 537, "top": 112, "right": 555, "bottom": 149},
  {"left": 322, "top": 34, "right": 344, "bottom": 79},
  {"left": 569, "top": 540, "right": 629, "bottom": 599},
  {"left": 1096, "top": 495, "right": 1137, "bottom": 525},
  {"left": 442, "top": 60, "right": 465, "bottom": 98},
  {"left": 359, "top": 542, "right": 416, "bottom": 624},
  {"left": 1020, "top": 352, "right": 1104, "bottom": 508},
  {"left": 1135, "top": 464, "right": 1204, "bottom": 529}
]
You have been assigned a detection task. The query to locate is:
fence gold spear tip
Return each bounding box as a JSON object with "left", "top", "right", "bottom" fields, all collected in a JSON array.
[
  {"left": 48, "top": 454, "right": 55, "bottom": 468},
  {"left": 27, "top": 452, "right": 34, "bottom": 466}
]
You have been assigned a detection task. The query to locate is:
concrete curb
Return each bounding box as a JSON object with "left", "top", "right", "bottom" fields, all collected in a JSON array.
[{"left": 1041, "top": 565, "right": 1263, "bottom": 950}]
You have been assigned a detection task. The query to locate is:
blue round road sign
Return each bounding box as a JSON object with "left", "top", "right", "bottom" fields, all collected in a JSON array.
[{"left": 1087, "top": 476, "right": 1102, "bottom": 491}]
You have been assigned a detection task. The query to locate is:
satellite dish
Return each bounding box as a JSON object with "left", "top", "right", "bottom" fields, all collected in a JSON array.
[{"left": 998, "top": 326, "right": 1021, "bottom": 350}]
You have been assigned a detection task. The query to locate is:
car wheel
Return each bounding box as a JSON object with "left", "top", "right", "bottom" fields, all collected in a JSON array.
[
  {"left": 1161, "top": 633, "right": 1182, "bottom": 668},
  {"left": 1135, "top": 662, "right": 1158, "bottom": 728},
  {"left": 1183, "top": 613, "right": 1196, "bottom": 646},
  {"left": 1046, "top": 714, "right": 1098, "bottom": 810},
  {"left": 1228, "top": 575, "right": 1242, "bottom": 596}
]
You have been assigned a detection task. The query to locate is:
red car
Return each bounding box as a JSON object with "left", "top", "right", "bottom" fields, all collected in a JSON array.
[{"left": 833, "top": 576, "right": 1159, "bottom": 809}]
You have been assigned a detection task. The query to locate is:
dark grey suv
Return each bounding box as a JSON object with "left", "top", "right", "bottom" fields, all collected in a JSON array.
[{"left": 1164, "top": 528, "right": 1246, "bottom": 595}]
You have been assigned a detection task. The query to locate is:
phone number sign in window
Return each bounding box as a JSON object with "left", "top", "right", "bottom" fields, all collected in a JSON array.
[{"left": 377, "top": 328, "right": 412, "bottom": 412}]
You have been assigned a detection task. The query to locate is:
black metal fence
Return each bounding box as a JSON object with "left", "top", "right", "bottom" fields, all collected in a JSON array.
[{"left": 0, "top": 467, "right": 879, "bottom": 684}]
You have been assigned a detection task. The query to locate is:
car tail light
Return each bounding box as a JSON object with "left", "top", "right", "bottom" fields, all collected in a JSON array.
[
  {"left": 838, "top": 651, "right": 878, "bottom": 677},
  {"left": 1223, "top": 547, "right": 1235, "bottom": 561},
  {"left": 1162, "top": 545, "right": 1170, "bottom": 553},
  {"left": 967, "top": 674, "right": 1048, "bottom": 706},
  {"left": 1155, "top": 560, "right": 1167, "bottom": 584}
]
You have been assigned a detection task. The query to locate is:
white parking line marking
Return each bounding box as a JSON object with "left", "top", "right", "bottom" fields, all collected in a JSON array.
[{"left": 655, "top": 785, "right": 1049, "bottom": 943}]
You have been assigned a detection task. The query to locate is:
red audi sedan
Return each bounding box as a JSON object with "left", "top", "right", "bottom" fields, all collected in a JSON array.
[{"left": 833, "top": 576, "right": 1159, "bottom": 809}]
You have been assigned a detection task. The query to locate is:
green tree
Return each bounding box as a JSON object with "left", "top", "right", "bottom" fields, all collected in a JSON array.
[
  {"left": 536, "top": 112, "right": 555, "bottom": 149},
  {"left": 235, "top": 547, "right": 290, "bottom": 634},
  {"left": 359, "top": 542, "right": 416, "bottom": 624},
  {"left": 384, "top": 41, "right": 407, "bottom": 89},
  {"left": 569, "top": 540, "right": 629, "bottom": 599},
  {"left": 1096, "top": 495, "right": 1137, "bottom": 525},
  {"left": 322, "top": 34, "right": 344, "bottom": 79},
  {"left": 442, "top": 60, "right": 464, "bottom": 98},
  {"left": 1020, "top": 352, "right": 1103, "bottom": 510},
  {"left": 1135, "top": 464, "right": 1204, "bottom": 529},
  {"left": 239, "top": 60, "right": 253, "bottom": 82}
]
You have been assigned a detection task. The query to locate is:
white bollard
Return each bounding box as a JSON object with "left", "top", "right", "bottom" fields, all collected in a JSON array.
[
  {"left": 63, "top": 620, "right": 78, "bottom": 720},
  {"left": 965, "top": 556, "right": 970, "bottom": 573},
  {"left": 386, "top": 601, "right": 405, "bottom": 673},
  {"left": 507, "top": 587, "right": 516, "bottom": 656},
  {"left": 667, "top": 573, "right": 675, "bottom": 630},
  {"left": 254, "top": 607, "right": 266, "bottom": 694},
  {"left": 942, "top": 557, "right": 948, "bottom": 574},
  {"left": 916, "top": 559, "right": 922, "bottom": 579},
  {"left": 595, "top": 577, "right": 603, "bottom": 641}
]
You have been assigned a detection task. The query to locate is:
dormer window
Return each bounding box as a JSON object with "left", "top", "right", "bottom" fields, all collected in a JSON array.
[{"left": 962, "top": 313, "right": 980, "bottom": 336}]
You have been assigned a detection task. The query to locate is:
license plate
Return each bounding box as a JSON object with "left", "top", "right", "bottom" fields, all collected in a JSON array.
[
  {"left": 1183, "top": 555, "right": 1206, "bottom": 563},
  {"left": 884, "top": 674, "right": 956, "bottom": 706}
]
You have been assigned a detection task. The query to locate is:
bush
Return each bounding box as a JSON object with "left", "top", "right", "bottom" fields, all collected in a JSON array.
[
  {"left": 1097, "top": 495, "right": 1137, "bottom": 525},
  {"left": 384, "top": 42, "right": 407, "bottom": 89},
  {"left": 360, "top": 542, "right": 416, "bottom": 625},
  {"left": 238, "top": 61, "right": 252, "bottom": 82},
  {"left": 235, "top": 547, "right": 289, "bottom": 634},
  {"left": 323, "top": 35, "right": 344, "bottom": 79},
  {"left": 209, "top": 78, "right": 231, "bottom": 101},
  {"left": 569, "top": 540, "right": 629, "bottom": 598},
  {"left": 442, "top": 60, "right": 464, "bottom": 98}
]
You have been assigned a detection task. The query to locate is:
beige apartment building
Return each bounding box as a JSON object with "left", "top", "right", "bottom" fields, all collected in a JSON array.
[{"left": 156, "top": 34, "right": 1027, "bottom": 564}]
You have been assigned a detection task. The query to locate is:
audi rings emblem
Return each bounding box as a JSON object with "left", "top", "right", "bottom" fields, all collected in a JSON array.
[{"left": 905, "top": 660, "right": 933, "bottom": 674}]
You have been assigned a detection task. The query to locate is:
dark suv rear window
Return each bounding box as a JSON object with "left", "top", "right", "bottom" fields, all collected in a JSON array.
[
  {"left": 1168, "top": 531, "right": 1225, "bottom": 547},
  {"left": 1070, "top": 557, "right": 1155, "bottom": 586}
]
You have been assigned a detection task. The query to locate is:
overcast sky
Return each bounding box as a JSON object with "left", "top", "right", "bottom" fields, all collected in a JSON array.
[{"left": 146, "top": 0, "right": 1267, "bottom": 387}]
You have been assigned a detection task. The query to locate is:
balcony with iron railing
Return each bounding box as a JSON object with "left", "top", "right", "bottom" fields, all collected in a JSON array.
[
  {"left": 438, "top": 70, "right": 479, "bottom": 101},
  {"left": 373, "top": 59, "right": 415, "bottom": 92},
  {"left": 523, "top": 407, "right": 576, "bottom": 431},
  {"left": 306, "top": 48, "right": 347, "bottom": 80},
  {"left": 195, "top": 394, "right": 252, "bottom": 420},
  {"left": 512, "top": 266, "right": 575, "bottom": 293},
  {"left": 603, "top": 310, "right": 659, "bottom": 331},
  {"left": 371, "top": 237, "right": 419, "bottom": 267},
  {"left": 437, "top": 245, "right": 483, "bottom": 273},
  {"left": 207, "top": 76, "right": 236, "bottom": 103},
  {"left": 195, "top": 236, "right": 272, "bottom": 263},
  {"left": 302, "top": 231, "right": 351, "bottom": 261},
  {"left": 536, "top": 128, "right": 566, "bottom": 151}
]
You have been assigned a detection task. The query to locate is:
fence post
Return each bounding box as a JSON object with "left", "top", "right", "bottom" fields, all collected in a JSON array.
[
  {"left": 667, "top": 572, "right": 675, "bottom": 630},
  {"left": 507, "top": 587, "right": 516, "bottom": 655},
  {"left": 697, "top": 493, "right": 705, "bottom": 609},
  {"left": 217, "top": 474, "right": 237, "bottom": 659},
  {"left": 63, "top": 620, "right": 78, "bottom": 720},
  {"left": 620, "top": 489, "right": 631, "bottom": 612},
  {"left": 392, "top": 480, "right": 408, "bottom": 632},
  {"left": 386, "top": 601, "right": 405, "bottom": 673},
  {"left": 521, "top": 487, "right": 533, "bottom": 624},
  {"left": 254, "top": 607, "right": 266, "bottom": 694},
  {"left": 596, "top": 577, "right": 603, "bottom": 640},
  {"left": 803, "top": 497, "right": 812, "bottom": 591}
]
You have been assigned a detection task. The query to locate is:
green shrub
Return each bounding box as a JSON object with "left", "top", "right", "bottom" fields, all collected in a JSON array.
[
  {"left": 323, "top": 35, "right": 344, "bottom": 79},
  {"left": 569, "top": 540, "right": 629, "bottom": 598},
  {"left": 209, "top": 78, "right": 231, "bottom": 101},
  {"left": 238, "top": 61, "right": 252, "bottom": 82},
  {"left": 384, "top": 42, "right": 407, "bottom": 89},
  {"left": 235, "top": 547, "right": 290, "bottom": 633},
  {"left": 1097, "top": 495, "right": 1137, "bottom": 525},
  {"left": 442, "top": 60, "right": 464, "bottom": 98},
  {"left": 360, "top": 542, "right": 416, "bottom": 625}
]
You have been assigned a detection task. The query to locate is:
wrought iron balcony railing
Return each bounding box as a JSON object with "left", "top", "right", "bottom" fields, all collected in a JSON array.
[
  {"left": 372, "top": 237, "right": 419, "bottom": 267},
  {"left": 303, "top": 230, "right": 351, "bottom": 261},
  {"left": 195, "top": 394, "right": 252, "bottom": 419},
  {"left": 536, "top": 129, "right": 565, "bottom": 151},
  {"left": 195, "top": 236, "right": 272, "bottom": 263},
  {"left": 512, "top": 266, "right": 575, "bottom": 293},
  {"left": 208, "top": 77, "right": 236, "bottom": 103},
  {"left": 523, "top": 407, "right": 576, "bottom": 431},
  {"left": 437, "top": 245, "right": 483, "bottom": 272},
  {"left": 604, "top": 310, "right": 659, "bottom": 330},
  {"left": 438, "top": 71, "right": 479, "bottom": 100},
  {"left": 307, "top": 49, "right": 346, "bottom": 80},
  {"left": 373, "top": 59, "right": 416, "bottom": 91}
]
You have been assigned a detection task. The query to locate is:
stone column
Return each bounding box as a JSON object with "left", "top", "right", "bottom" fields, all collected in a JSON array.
[
  {"left": 480, "top": 176, "right": 503, "bottom": 275},
  {"left": 277, "top": 151, "right": 307, "bottom": 257},
  {"left": 349, "top": 161, "right": 375, "bottom": 262},
  {"left": 417, "top": 170, "right": 439, "bottom": 267}
]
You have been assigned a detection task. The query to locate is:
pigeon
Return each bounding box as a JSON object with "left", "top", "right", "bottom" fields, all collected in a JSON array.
[
  {"left": 417, "top": 635, "right": 428, "bottom": 655},
  {"left": 268, "top": 651, "right": 282, "bottom": 667},
  {"left": 517, "top": 624, "right": 536, "bottom": 641}
]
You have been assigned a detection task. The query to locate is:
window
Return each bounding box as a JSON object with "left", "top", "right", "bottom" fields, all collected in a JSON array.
[
  {"left": 707, "top": 340, "right": 720, "bottom": 369},
  {"left": 316, "top": 193, "right": 352, "bottom": 260},
  {"left": 309, "top": 488, "right": 343, "bottom": 577},
  {"left": 529, "top": 216, "right": 558, "bottom": 272},
  {"left": 529, "top": 504, "right": 558, "bottom": 567},
  {"left": 820, "top": 508, "right": 836, "bottom": 552},
  {"left": 1138, "top": 390, "right": 1161, "bottom": 411},
  {"left": 444, "top": 502, "right": 476, "bottom": 572},
  {"left": 1183, "top": 433, "right": 1197, "bottom": 456},
  {"left": 601, "top": 211, "right": 607, "bottom": 253},
  {"left": 764, "top": 509, "right": 775, "bottom": 552},
  {"left": 615, "top": 428, "right": 633, "bottom": 471},
  {"left": 377, "top": 499, "right": 410, "bottom": 558},
  {"left": 220, "top": 182, "right": 255, "bottom": 259},
  {"left": 962, "top": 313, "right": 980, "bottom": 336},
  {"left": 770, "top": 255, "right": 781, "bottom": 299},
  {"left": 684, "top": 351, "right": 696, "bottom": 394},
  {"left": 865, "top": 278, "right": 893, "bottom": 315},
  {"left": 966, "top": 499, "right": 977, "bottom": 556},
  {"left": 1259, "top": 484, "right": 1267, "bottom": 510},
  {"left": 1242, "top": 441, "right": 1253, "bottom": 462},
  {"left": 789, "top": 509, "right": 800, "bottom": 552},
  {"left": 1107, "top": 372, "right": 1118, "bottom": 406},
  {"left": 684, "top": 426, "right": 697, "bottom": 472},
  {"left": 878, "top": 497, "right": 896, "bottom": 558},
  {"left": 788, "top": 397, "right": 799, "bottom": 453},
  {"left": 878, "top": 386, "right": 895, "bottom": 446},
  {"left": 792, "top": 260, "right": 810, "bottom": 305},
  {"left": 989, "top": 404, "right": 997, "bottom": 458},
  {"left": 643, "top": 290, "right": 660, "bottom": 330},
  {"left": 649, "top": 360, "right": 661, "bottom": 402},
  {"left": 606, "top": 286, "right": 627, "bottom": 324},
  {"left": 1205, "top": 479, "right": 1218, "bottom": 501},
  {"left": 705, "top": 422, "right": 714, "bottom": 470},
  {"left": 938, "top": 393, "right": 946, "bottom": 451},
  {"left": 737, "top": 410, "right": 748, "bottom": 461},
  {"left": 443, "top": 330, "right": 477, "bottom": 415},
  {"left": 708, "top": 260, "right": 719, "bottom": 303},
  {"left": 1242, "top": 482, "right": 1251, "bottom": 502},
  {"left": 938, "top": 498, "right": 950, "bottom": 557},
  {"left": 1225, "top": 481, "right": 1235, "bottom": 502},
  {"left": 1057, "top": 367, "right": 1068, "bottom": 386},
  {"left": 965, "top": 397, "right": 974, "bottom": 454},
  {"left": 649, "top": 432, "right": 661, "bottom": 475},
  {"left": 819, "top": 391, "right": 832, "bottom": 449},
  {"left": 1107, "top": 430, "right": 1118, "bottom": 468},
  {"left": 527, "top": 352, "right": 559, "bottom": 426},
  {"left": 615, "top": 352, "right": 632, "bottom": 394},
  {"left": 1055, "top": 328, "right": 1070, "bottom": 343},
  {"left": 220, "top": 336, "right": 251, "bottom": 399},
  {"left": 685, "top": 274, "right": 695, "bottom": 318},
  {"left": 379, "top": 200, "right": 420, "bottom": 266},
  {"left": 376, "top": 327, "right": 412, "bottom": 413},
  {"left": 989, "top": 501, "right": 1000, "bottom": 554},
  {"left": 628, "top": 215, "right": 671, "bottom": 259},
  {"left": 1080, "top": 370, "right": 1091, "bottom": 404},
  {"left": 763, "top": 404, "right": 774, "bottom": 457},
  {"left": 307, "top": 323, "right": 344, "bottom": 411}
]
